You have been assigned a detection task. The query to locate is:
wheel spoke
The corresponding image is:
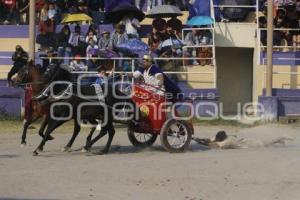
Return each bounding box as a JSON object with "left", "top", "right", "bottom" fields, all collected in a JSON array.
[
  {"left": 134, "top": 133, "right": 154, "bottom": 143},
  {"left": 170, "top": 137, "right": 178, "bottom": 146}
]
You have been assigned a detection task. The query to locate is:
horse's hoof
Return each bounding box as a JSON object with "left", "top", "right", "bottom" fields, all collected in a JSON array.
[
  {"left": 37, "top": 147, "right": 43, "bottom": 152},
  {"left": 81, "top": 147, "right": 90, "bottom": 153},
  {"left": 48, "top": 135, "right": 54, "bottom": 140},
  {"left": 33, "top": 151, "right": 38, "bottom": 156},
  {"left": 21, "top": 141, "right": 26, "bottom": 147},
  {"left": 62, "top": 146, "right": 71, "bottom": 152},
  {"left": 98, "top": 150, "right": 108, "bottom": 155}
]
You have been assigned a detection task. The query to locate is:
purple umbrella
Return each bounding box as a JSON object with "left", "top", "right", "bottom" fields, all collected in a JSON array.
[{"left": 117, "top": 38, "right": 149, "bottom": 57}]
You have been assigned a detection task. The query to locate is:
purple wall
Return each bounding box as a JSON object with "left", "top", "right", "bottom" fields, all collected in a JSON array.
[
  {"left": 0, "top": 86, "right": 24, "bottom": 118},
  {"left": 260, "top": 51, "right": 300, "bottom": 65},
  {"left": 261, "top": 88, "right": 300, "bottom": 117}
]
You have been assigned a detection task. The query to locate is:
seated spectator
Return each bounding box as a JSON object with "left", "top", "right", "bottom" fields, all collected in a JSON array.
[
  {"left": 184, "top": 28, "right": 201, "bottom": 65},
  {"left": 70, "top": 54, "right": 87, "bottom": 71},
  {"left": 98, "top": 30, "right": 112, "bottom": 50},
  {"left": 85, "top": 29, "right": 98, "bottom": 43},
  {"left": 164, "top": 25, "right": 179, "bottom": 40},
  {"left": 199, "top": 29, "right": 213, "bottom": 45},
  {"left": 184, "top": 28, "right": 212, "bottom": 65},
  {"left": 36, "top": 16, "right": 55, "bottom": 49},
  {"left": 135, "top": 0, "right": 164, "bottom": 11},
  {"left": 78, "top": 0, "right": 88, "bottom": 14},
  {"left": 47, "top": 2, "right": 58, "bottom": 25},
  {"left": 258, "top": 16, "right": 267, "bottom": 46},
  {"left": 56, "top": 25, "right": 72, "bottom": 63},
  {"left": 87, "top": 55, "right": 100, "bottom": 71},
  {"left": 274, "top": 9, "right": 289, "bottom": 47},
  {"left": 285, "top": 4, "right": 300, "bottom": 49},
  {"left": 35, "top": 0, "right": 45, "bottom": 22},
  {"left": 39, "top": 2, "right": 48, "bottom": 22},
  {"left": 3, "top": 0, "right": 18, "bottom": 25},
  {"left": 120, "top": 12, "right": 141, "bottom": 39},
  {"left": 86, "top": 38, "right": 99, "bottom": 58},
  {"left": 16, "top": 0, "right": 29, "bottom": 25},
  {"left": 167, "top": 16, "right": 183, "bottom": 38},
  {"left": 87, "top": 23, "right": 98, "bottom": 36},
  {"left": 198, "top": 29, "right": 213, "bottom": 65},
  {"left": 152, "top": 17, "right": 167, "bottom": 34},
  {"left": 148, "top": 27, "right": 162, "bottom": 52},
  {"left": 110, "top": 24, "right": 129, "bottom": 52},
  {"left": 68, "top": 25, "right": 86, "bottom": 56}
]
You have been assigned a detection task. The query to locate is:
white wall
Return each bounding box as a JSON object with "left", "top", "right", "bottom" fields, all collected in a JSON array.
[{"left": 215, "top": 23, "right": 257, "bottom": 48}]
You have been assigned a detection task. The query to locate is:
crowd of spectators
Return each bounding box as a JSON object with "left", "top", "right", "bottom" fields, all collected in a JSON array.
[
  {"left": 0, "top": 0, "right": 188, "bottom": 25},
  {"left": 259, "top": 0, "right": 300, "bottom": 50},
  {"left": 0, "top": 0, "right": 259, "bottom": 25},
  {"left": 2, "top": 0, "right": 215, "bottom": 80}
]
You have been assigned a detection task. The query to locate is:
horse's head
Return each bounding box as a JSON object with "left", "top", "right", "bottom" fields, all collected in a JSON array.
[
  {"left": 11, "top": 60, "right": 39, "bottom": 87},
  {"left": 42, "top": 64, "right": 71, "bottom": 84},
  {"left": 42, "top": 63, "right": 57, "bottom": 83}
]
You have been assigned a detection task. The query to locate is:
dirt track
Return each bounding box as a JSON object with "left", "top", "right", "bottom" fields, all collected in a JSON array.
[{"left": 1, "top": 123, "right": 300, "bottom": 200}]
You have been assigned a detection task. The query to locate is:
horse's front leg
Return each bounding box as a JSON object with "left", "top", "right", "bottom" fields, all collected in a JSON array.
[
  {"left": 33, "top": 119, "right": 66, "bottom": 156},
  {"left": 21, "top": 116, "right": 40, "bottom": 145},
  {"left": 100, "top": 123, "right": 115, "bottom": 154},
  {"left": 63, "top": 119, "right": 81, "bottom": 152},
  {"left": 38, "top": 114, "right": 54, "bottom": 141},
  {"left": 82, "top": 119, "right": 98, "bottom": 152},
  {"left": 84, "top": 127, "right": 107, "bottom": 151},
  {"left": 21, "top": 119, "right": 31, "bottom": 146}
]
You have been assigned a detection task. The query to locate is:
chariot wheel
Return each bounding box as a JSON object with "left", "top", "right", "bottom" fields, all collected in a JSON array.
[
  {"left": 128, "top": 128, "right": 158, "bottom": 148},
  {"left": 160, "top": 119, "right": 192, "bottom": 153}
]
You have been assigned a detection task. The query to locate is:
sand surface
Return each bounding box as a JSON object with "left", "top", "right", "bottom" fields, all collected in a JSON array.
[{"left": 0, "top": 123, "right": 300, "bottom": 200}]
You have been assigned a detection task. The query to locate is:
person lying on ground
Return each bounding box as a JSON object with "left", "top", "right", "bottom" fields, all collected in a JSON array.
[{"left": 193, "top": 131, "right": 294, "bottom": 149}]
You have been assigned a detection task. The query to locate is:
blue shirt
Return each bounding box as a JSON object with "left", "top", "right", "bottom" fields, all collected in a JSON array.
[{"left": 95, "top": 76, "right": 107, "bottom": 85}]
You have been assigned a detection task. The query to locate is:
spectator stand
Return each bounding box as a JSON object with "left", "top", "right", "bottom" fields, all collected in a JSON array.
[
  {"left": 257, "top": 1, "right": 300, "bottom": 66},
  {"left": 257, "top": 1, "right": 300, "bottom": 120},
  {"left": 257, "top": 1, "right": 300, "bottom": 88},
  {"left": 182, "top": 26, "right": 216, "bottom": 87},
  {"left": 37, "top": 55, "right": 219, "bottom": 118}
]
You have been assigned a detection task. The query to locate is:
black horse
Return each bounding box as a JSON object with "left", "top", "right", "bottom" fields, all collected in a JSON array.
[{"left": 32, "top": 64, "right": 139, "bottom": 156}]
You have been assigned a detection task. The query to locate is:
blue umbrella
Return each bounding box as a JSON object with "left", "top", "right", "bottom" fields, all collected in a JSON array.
[
  {"left": 187, "top": 16, "right": 214, "bottom": 26},
  {"left": 117, "top": 38, "right": 149, "bottom": 57},
  {"left": 158, "top": 38, "right": 184, "bottom": 50}
]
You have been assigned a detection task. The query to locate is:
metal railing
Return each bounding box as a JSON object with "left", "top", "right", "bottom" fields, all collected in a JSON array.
[
  {"left": 261, "top": 55, "right": 300, "bottom": 89},
  {"left": 0, "top": 56, "right": 216, "bottom": 88},
  {"left": 182, "top": 27, "right": 216, "bottom": 87},
  {"left": 257, "top": 28, "right": 300, "bottom": 65}
]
